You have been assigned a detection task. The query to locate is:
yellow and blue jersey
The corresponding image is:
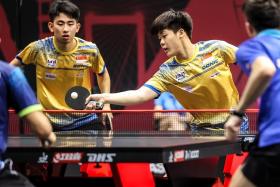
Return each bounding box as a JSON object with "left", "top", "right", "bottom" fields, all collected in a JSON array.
[
  {"left": 145, "top": 40, "right": 239, "bottom": 124},
  {"left": 16, "top": 37, "right": 105, "bottom": 129}
]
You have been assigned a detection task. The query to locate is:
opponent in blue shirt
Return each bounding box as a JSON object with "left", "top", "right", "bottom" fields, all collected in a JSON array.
[
  {"left": 225, "top": 0, "right": 280, "bottom": 186},
  {"left": 0, "top": 61, "right": 56, "bottom": 187},
  {"left": 154, "top": 92, "right": 192, "bottom": 130}
]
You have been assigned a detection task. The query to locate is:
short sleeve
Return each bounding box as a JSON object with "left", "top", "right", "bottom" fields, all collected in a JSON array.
[
  {"left": 236, "top": 39, "right": 267, "bottom": 75},
  {"left": 144, "top": 70, "right": 168, "bottom": 95},
  {"left": 7, "top": 68, "right": 42, "bottom": 117},
  {"left": 92, "top": 47, "right": 106, "bottom": 75},
  {"left": 219, "top": 41, "right": 238, "bottom": 65},
  {"left": 16, "top": 41, "right": 39, "bottom": 65}
]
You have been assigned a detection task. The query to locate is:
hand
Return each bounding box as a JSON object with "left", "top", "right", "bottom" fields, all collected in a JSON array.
[
  {"left": 101, "top": 104, "right": 113, "bottom": 128},
  {"left": 41, "top": 132, "right": 56, "bottom": 148},
  {"left": 85, "top": 94, "right": 106, "bottom": 110},
  {"left": 224, "top": 115, "right": 242, "bottom": 141}
]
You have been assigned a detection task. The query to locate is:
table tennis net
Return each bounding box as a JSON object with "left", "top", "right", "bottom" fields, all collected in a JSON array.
[{"left": 8, "top": 109, "right": 258, "bottom": 137}]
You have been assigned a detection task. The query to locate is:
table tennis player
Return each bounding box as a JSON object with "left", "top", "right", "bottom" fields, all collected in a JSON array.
[
  {"left": 225, "top": 0, "right": 280, "bottom": 186},
  {"left": 86, "top": 9, "right": 249, "bottom": 133},
  {"left": 10, "top": 0, "right": 112, "bottom": 131},
  {"left": 0, "top": 60, "right": 56, "bottom": 187}
]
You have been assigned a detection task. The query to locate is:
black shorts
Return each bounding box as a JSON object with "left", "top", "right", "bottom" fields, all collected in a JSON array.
[
  {"left": 0, "top": 159, "right": 35, "bottom": 187},
  {"left": 242, "top": 143, "right": 280, "bottom": 187}
]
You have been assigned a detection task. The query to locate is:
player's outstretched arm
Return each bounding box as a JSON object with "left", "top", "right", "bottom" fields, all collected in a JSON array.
[
  {"left": 23, "top": 111, "right": 56, "bottom": 147},
  {"left": 85, "top": 86, "right": 158, "bottom": 109}
]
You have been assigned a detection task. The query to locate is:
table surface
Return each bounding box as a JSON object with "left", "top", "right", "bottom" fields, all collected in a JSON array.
[{"left": 6, "top": 131, "right": 245, "bottom": 163}]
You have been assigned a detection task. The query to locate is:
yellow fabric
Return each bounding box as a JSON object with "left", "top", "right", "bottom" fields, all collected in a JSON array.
[
  {"left": 17, "top": 37, "right": 105, "bottom": 110},
  {"left": 145, "top": 40, "right": 239, "bottom": 124}
]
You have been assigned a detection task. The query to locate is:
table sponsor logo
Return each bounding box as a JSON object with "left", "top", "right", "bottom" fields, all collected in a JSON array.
[
  {"left": 168, "top": 149, "right": 200, "bottom": 162},
  {"left": 52, "top": 152, "right": 83, "bottom": 163},
  {"left": 38, "top": 152, "right": 48, "bottom": 163},
  {"left": 185, "top": 150, "right": 200, "bottom": 160},
  {"left": 168, "top": 152, "right": 174, "bottom": 163},
  {"left": 87, "top": 153, "right": 116, "bottom": 162},
  {"left": 174, "top": 150, "right": 185, "bottom": 162}
]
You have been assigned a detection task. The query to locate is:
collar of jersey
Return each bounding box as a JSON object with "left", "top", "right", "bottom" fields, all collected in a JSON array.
[
  {"left": 174, "top": 44, "right": 198, "bottom": 64},
  {"left": 53, "top": 37, "right": 79, "bottom": 55},
  {"left": 258, "top": 29, "right": 280, "bottom": 39}
]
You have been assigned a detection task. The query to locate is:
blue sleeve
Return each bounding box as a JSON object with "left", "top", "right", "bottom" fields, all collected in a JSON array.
[
  {"left": 7, "top": 68, "right": 41, "bottom": 116},
  {"left": 154, "top": 94, "right": 163, "bottom": 106},
  {"left": 236, "top": 39, "right": 268, "bottom": 75}
]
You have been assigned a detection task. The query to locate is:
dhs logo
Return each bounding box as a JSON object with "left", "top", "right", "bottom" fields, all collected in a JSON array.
[
  {"left": 38, "top": 152, "right": 48, "bottom": 163},
  {"left": 47, "top": 59, "right": 57, "bottom": 67},
  {"left": 87, "top": 153, "right": 116, "bottom": 162}
]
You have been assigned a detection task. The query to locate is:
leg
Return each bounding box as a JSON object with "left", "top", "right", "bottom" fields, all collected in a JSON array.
[{"left": 228, "top": 165, "right": 255, "bottom": 187}]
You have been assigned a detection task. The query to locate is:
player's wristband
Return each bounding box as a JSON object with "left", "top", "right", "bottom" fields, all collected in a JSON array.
[{"left": 230, "top": 110, "right": 245, "bottom": 118}]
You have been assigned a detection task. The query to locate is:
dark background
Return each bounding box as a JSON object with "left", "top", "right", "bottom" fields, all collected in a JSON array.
[{"left": 0, "top": 0, "right": 254, "bottom": 109}]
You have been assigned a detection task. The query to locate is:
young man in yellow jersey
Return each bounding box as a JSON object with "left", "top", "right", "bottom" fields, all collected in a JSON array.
[
  {"left": 10, "top": 0, "right": 112, "bottom": 131},
  {"left": 86, "top": 9, "right": 248, "bottom": 132}
]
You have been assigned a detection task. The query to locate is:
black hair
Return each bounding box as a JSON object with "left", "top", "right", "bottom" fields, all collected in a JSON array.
[
  {"left": 151, "top": 9, "right": 193, "bottom": 39},
  {"left": 242, "top": 0, "right": 280, "bottom": 32},
  {"left": 49, "top": 0, "right": 80, "bottom": 22}
]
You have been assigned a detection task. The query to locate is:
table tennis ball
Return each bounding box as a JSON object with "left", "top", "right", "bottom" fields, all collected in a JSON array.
[{"left": 71, "top": 92, "right": 78, "bottom": 99}]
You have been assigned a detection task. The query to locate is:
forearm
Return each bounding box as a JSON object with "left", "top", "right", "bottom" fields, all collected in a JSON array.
[
  {"left": 104, "top": 90, "right": 150, "bottom": 105},
  {"left": 97, "top": 69, "right": 111, "bottom": 93},
  {"left": 236, "top": 57, "right": 275, "bottom": 112},
  {"left": 86, "top": 86, "right": 157, "bottom": 107},
  {"left": 24, "top": 111, "right": 53, "bottom": 139}
]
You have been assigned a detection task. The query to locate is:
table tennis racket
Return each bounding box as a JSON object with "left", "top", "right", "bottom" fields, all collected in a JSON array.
[{"left": 65, "top": 86, "right": 90, "bottom": 110}]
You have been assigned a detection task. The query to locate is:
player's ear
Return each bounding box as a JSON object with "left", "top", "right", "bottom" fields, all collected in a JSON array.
[
  {"left": 244, "top": 21, "right": 255, "bottom": 37},
  {"left": 177, "top": 28, "right": 185, "bottom": 38},
  {"left": 48, "top": 22, "right": 54, "bottom": 33},
  {"left": 76, "top": 23, "right": 81, "bottom": 33}
]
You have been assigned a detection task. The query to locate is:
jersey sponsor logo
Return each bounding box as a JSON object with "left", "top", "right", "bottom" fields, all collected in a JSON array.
[
  {"left": 47, "top": 59, "right": 57, "bottom": 67},
  {"left": 202, "top": 59, "right": 219, "bottom": 70},
  {"left": 76, "top": 55, "right": 88, "bottom": 62},
  {"left": 87, "top": 153, "right": 116, "bottom": 162},
  {"left": 74, "top": 55, "right": 91, "bottom": 68},
  {"left": 183, "top": 86, "right": 193, "bottom": 93},
  {"left": 175, "top": 71, "right": 187, "bottom": 82},
  {"left": 210, "top": 71, "right": 220, "bottom": 78},
  {"left": 52, "top": 152, "right": 83, "bottom": 163},
  {"left": 45, "top": 72, "right": 56, "bottom": 80},
  {"left": 37, "top": 152, "right": 49, "bottom": 163}
]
